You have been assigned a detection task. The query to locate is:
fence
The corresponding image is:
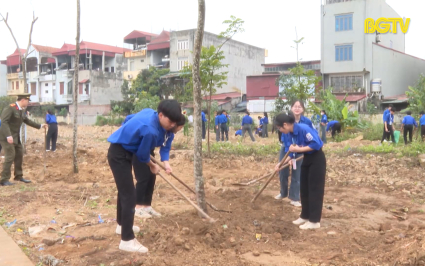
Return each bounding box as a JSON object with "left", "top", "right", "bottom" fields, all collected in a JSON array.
[{"left": 31, "top": 114, "right": 107, "bottom": 126}]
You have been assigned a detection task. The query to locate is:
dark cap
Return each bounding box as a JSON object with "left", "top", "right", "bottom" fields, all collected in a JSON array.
[{"left": 15, "top": 93, "right": 32, "bottom": 101}]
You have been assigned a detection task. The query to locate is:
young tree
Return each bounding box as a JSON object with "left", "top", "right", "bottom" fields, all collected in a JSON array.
[
  {"left": 275, "top": 62, "right": 321, "bottom": 111},
  {"left": 406, "top": 74, "right": 425, "bottom": 114},
  {"left": 192, "top": 0, "right": 207, "bottom": 213},
  {"left": 1, "top": 12, "right": 38, "bottom": 154},
  {"left": 131, "top": 67, "right": 172, "bottom": 99},
  {"left": 72, "top": 0, "right": 80, "bottom": 174}
]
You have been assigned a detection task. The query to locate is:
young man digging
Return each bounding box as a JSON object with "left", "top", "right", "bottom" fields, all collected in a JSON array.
[{"left": 107, "top": 99, "right": 181, "bottom": 253}]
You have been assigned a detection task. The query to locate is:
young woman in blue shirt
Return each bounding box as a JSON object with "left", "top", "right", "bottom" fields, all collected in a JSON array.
[
  {"left": 420, "top": 111, "right": 425, "bottom": 140},
  {"left": 107, "top": 99, "right": 181, "bottom": 253},
  {"left": 381, "top": 108, "right": 395, "bottom": 144},
  {"left": 45, "top": 109, "right": 58, "bottom": 152},
  {"left": 262, "top": 112, "right": 269, "bottom": 138},
  {"left": 401, "top": 111, "right": 418, "bottom": 145},
  {"left": 275, "top": 100, "right": 313, "bottom": 207},
  {"left": 320, "top": 110, "right": 328, "bottom": 143},
  {"left": 275, "top": 112, "right": 326, "bottom": 230}
]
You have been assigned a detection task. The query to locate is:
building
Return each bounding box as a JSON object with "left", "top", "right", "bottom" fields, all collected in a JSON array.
[
  {"left": 321, "top": 0, "right": 425, "bottom": 110},
  {"left": 169, "top": 30, "right": 265, "bottom": 96},
  {"left": 0, "top": 61, "right": 6, "bottom": 96},
  {"left": 123, "top": 30, "right": 170, "bottom": 82},
  {"left": 5, "top": 48, "right": 26, "bottom": 94}
]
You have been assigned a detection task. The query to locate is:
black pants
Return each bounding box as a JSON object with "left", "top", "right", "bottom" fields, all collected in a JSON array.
[
  {"left": 202, "top": 121, "right": 206, "bottom": 140},
  {"left": 381, "top": 124, "right": 395, "bottom": 143},
  {"left": 133, "top": 150, "right": 156, "bottom": 206},
  {"left": 381, "top": 125, "right": 390, "bottom": 142},
  {"left": 300, "top": 149, "right": 326, "bottom": 223},
  {"left": 403, "top": 125, "right": 413, "bottom": 144},
  {"left": 331, "top": 123, "right": 341, "bottom": 138},
  {"left": 0, "top": 143, "right": 2, "bottom": 154},
  {"left": 107, "top": 144, "right": 136, "bottom": 241},
  {"left": 262, "top": 124, "right": 268, "bottom": 138},
  {"left": 46, "top": 123, "right": 58, "bottom": 151},
  {"left": 278, "top": 131, "right": 282, "bottom": 144},
  {"left": 421, "top": 125, "right": 425, "bottom": 141},
  {"left": 220, "top": 123, "right": 228, "bottom": 141}
]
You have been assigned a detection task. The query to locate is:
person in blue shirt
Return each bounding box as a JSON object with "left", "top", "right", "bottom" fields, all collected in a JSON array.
[
  {"left": 45, "top": 109, "right": 58, "bottom": 152},
  {"left": 201, "top": 110, "right": 207, "bottom": 141},
  {"left": 381, "top": 104, "right": 393, "bottom": 142},
  {"left": 420, "top": 111, "right": 425, "bottom": 140},
  {"left": 381, "top": 108, "right": 396, "bottom": 144},
  {"left": 275, "top": 100, "right": 314, "bottom": 207},
  {"left": 326, "top": 120, "right": 341, "bottom": 138},
  {"left": 215, "top": 111, "right": 221, "bottom": 142},
  {"left": 275, "top": 112, "right": 326, "bottom": 230},
  {"left": 107, "top": 99, "right": 181, "bottom": 253},
  {"left": 235, "top": 129, "right": 242, "bottom": 136},
  {"left": 241, "top": 110, "right": 255, "bottom": 142},
  {"left": 401, "top": 111, "right": 417, "bottom": 145},
  {"left": 262, "top": 112, "right": 269, "bottom": 138},
  {"left": 257, "top": 116, "right": 263, "bottom": 136},
  {"left": 219, "top": 110, "right": 229, "bottom": 141},
  {"left": 320, "top": 110, "right": 328, "bottom": 143}
]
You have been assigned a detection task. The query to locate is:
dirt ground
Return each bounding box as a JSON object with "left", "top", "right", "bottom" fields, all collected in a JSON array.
[{"left": 2, "top": 125, "right": 425, "bottom": 266}]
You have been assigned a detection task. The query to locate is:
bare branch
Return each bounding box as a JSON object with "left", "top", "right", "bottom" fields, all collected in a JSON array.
[
  {"left": 24, "top": 14, "right": 38, "bottom": 59},
  {"left": 1, "top": 12, "right": 22, "bottom": 58}
]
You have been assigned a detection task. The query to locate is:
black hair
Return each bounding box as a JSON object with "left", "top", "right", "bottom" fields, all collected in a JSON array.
[
  {"left": 157, "top": 99, "right": 182, "bottom": 123},
  {"left": 275, "top": 113, "right": 295, "bottom": 127},
  {"left": 245, "top": 110, "right": 250, "bottom": 115},
  {"left": 263, "top": 112, "right": 268, "bottom": 118},
  {"left": 390, "top": 108, "right": 396, "bottom": 112},
  {"left": 421, "top": 111, "right": 425, "bottom": 115},
  {"left": 176, "top": 114, "right": 186, "bottom": 126},
  {"left": 291, "top": 99, "right": 305, "bottom": 109},
  {"left": 258, "top": 116, "right": 262, "bottom": 119},
  {"left": 406, "top": 111, "right": 412, "bottom": 115},
  {"left": 47, "top": 109, "right": 54, "bottom": 115},
  {"left": 389, "top": 104, "right": 394, "bottom": 108},
  {"left": 321, "top": 110, "right": 326, "bottom": 115}
]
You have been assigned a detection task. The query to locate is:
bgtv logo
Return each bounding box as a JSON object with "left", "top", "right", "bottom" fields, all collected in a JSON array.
[{"left": 364, "top": 18, "right": 410, "bottom": 34}]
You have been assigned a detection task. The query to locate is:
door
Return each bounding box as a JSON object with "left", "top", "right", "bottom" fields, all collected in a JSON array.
[
  {"left": 79, "top": 83, "right": 83, "bottom": 94},
  {"left": 60, "top": 82, "right": 64, "bottom": 95}
]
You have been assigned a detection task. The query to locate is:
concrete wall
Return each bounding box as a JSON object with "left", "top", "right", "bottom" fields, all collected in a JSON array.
[
  {"left": 0, "top": 64, "right": 8, "bottom": 96},
  {"left": 372, "top": 44, "right": 425, "bottom": 97},
  {"left": 170, "top": 30, "right": 265, "bottom": 95},
  {"left": 69, "top": 104, "right": 110, "bottom": 116},
  {"left": 89, "top": 71, "right": 123, "bottom": 105}
]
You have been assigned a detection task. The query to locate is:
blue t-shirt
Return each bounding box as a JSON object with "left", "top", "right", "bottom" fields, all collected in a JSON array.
[
  {"left": 281, "top": 116, "right": 315, "bottom": 158},
  {"left": 287, "top": 123, "right": 323, "bottom": 157},
  {"left": 201, "top": 112, "right": 207, "bottom": 122},
  {"left": 218, "top": 114, "right": 228, "bottom": 124},
  {"left": 262, "top": 116, "right": 269, "bottom": 124},
  {"left": 383, "top": 109, "right": 390, "bottom": 122},
  {"left": 420, "top": 115, "right": 425, "bottom": 126},
  {"left": 258, "top": 118, "right": 263, "bottom": 126},
  {"left": 235, "top": 129, "right": 242, "bottom": 136},
  {"left": 384, "top": 113, "right": 394, "bottom": 125},
  {"left": 402, "top": 115, "right": 417, "bottom": 127},
  {"left": 241, "top": 115, "right": 253, "bottom": 126},
  {"left": 108, "top": 109, "right": 173, "bottom": 163},
  {"left": 215, "top": 116, "right": 220, "bottom": 126},
  {"left": 46, "top": 114, "right": 57, "bottom": 124},
  {"left": 326, "top": 120, "right": 339, "bottom": 132},
  {"left": 321, "top": 114, "right": 328, "bottom": 124}
]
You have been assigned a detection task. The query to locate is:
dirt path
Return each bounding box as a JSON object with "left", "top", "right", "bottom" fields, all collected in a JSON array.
[{"left": 1, "top": 126, "right": 425, "bottom": 265}]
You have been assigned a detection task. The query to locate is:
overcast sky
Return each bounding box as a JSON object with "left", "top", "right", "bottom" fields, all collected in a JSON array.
[{"left": 0, "top": 0, "right": 423, "bottom": 63}]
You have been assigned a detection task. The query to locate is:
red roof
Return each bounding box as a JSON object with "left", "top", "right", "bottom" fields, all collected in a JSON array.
[
  {"left": 147, "top": 31, "right": 170, "bottom": 51},
  {"left": 203, "top": 92, "right": 241, "bottom": 101},
  {"left": 217, "top": 100, "right": 231, "bottom": 106},
  {"left": 32, "top": 44, "right": 58, "bottom": 54},
  {"left": 124, "top": 30, "right": 158, "bottom": 41},
  {"left": 335, "top": 94, "right": 367, "bottom": 102},
  {"left": 262, "top": 60, "right": 321, "bottom": 67},
  {"left": 79, "top": 79, "right": 89, "bottom": 84},
  {"left": 52, "top": 42, "right": 130, "bottom": 57},
  {"left": 52, "top": 43, "right": 76, "bottom": 56},
  {"left": 6, "top": 48, "right": 26, "bottom": 66},
  {"left": 383, "top": 94, "right": 408, "bottom": 101}
]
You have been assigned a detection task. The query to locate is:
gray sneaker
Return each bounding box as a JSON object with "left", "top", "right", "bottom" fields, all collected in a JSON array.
[
  {"left": 144, "top": 207, "right": 162, "bottom": 217},
  {"left": 135, "top": 208, "right": 152, "bottom": 219}
]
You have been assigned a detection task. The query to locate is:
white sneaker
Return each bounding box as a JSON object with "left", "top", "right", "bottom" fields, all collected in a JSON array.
[
  {"left": 290, "top": 201, "right": 302, "bottom": 207},
  {"left": 46, "top": 150, "right": 50, "bottom": 152},
  {"left": 292, "top": 217, "right": 308, "bottom": 225},
  {"left": 135, "top": 208, "right": 152, "bottom": 219},
  {"left": 119, "top": 238, "right": 148, "bottom": 253},
  {"left": 274, "top": 194, "right": 283, "bottom": 200},
  {"left": 143, "top": 206, "right": 162, "bottom": 217},
  {"left": 299, "top": 221, "right": 320, "bottom": 230},
  {"left": 115, "top": 225, "right": 141, "bottom": 235}
]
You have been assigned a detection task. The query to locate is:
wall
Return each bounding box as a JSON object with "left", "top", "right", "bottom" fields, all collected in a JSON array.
[
  {"left": 372, "top": 44, "right": 425, "bottom": 98},
  {"left": 170, "top": 30, "right": 265, "bottom": 95},
  {"left": 246, "top": 75, "right": 280, "bottom": 100},
  {"left": 89, "top": 71, "right": 124, "bottom": 105},
  {"left": 0, "top": 64, "right": 8, "bottom": 96},
  {"left": 127, "top": 53, "right": 148, "bottom": 71},
  {"left": 69, "top": 104, "right": 110, "bottom": 116}
]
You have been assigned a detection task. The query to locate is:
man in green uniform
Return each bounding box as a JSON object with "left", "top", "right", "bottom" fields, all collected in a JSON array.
[{"left": 0, "top": 93, "right": 47, "bottom": 186}]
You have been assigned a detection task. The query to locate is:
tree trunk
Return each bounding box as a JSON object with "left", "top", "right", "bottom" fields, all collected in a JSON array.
[
  {"left": 72, "top": 0, "right": 80, "bottom": 174},
  {"left": 192, "top": 0, "right": 207, "bottom": 214},
  {"left": 207, "top": 83, "right": 213, "bottom": 157}
]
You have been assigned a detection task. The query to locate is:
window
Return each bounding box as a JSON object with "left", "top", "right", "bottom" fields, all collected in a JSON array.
[
  {"left": 177, "top": 57, "right": 189, "bottom": 71},
  {"left": 335, "top": 45, "right": 353, "bottom": 61},
  {"left": 111, "top": 67, "right": 114, "bottom": 73},
  {"left": 335, "top": 14, "right": 353, "bottom": 31},
  {"left": 330, "top": 75, "right": 363, "bottom": 93},
  {"left": 67, "top": 80, "right": 73, "bottom": 95},
  {"left": 79, "top": 83, "right": 83, "bottom": 94},
  {"left": 31, "top": 83, "right": 36, "bottom": 95},
  {"left": 177, "top": 40, "right": 189, "bottom": 50},
  {"left": 85, "top": 84, "right": 89, "bottom": 94},
  {"left": 12, "top": 82, "right": 14, "bottom": 90},
  {"left": 60, "top": 82, "right": 64, "bottom": 95},
  {"left": 16, "top": 81, "right": 19, "bottom": 90},
  {"left": 45, "top": 83, "right": 48, "bottom": 86}
]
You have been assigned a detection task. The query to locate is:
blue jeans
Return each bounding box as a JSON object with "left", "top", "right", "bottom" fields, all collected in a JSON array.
[{"left": 278, "top": 145, "right": 302, "bottom": 201}]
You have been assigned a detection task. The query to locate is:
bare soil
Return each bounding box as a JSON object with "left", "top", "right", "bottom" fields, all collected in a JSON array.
[{"left": 2, "top": 125, "right": 425, "bottom": 266}]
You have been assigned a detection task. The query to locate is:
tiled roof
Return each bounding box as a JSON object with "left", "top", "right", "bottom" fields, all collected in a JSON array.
[
  {"left": 80, "top": 41, "right": 131, "bottom": 54},
  {"left": 32, "top": 44, "right": 58, "bottom": 54},
  {"left": 124, "top": 30, "right": 158, "bottom": 41}
]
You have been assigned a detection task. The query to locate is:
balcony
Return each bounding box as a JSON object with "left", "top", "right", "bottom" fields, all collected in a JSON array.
[
  {"left": 39, "top": 74, "right": 56, "bottom": 81},
  {"left": 326, "top": 0, "right": 354, "bottom": 4},
  {"left": 79, "top": 94, "right": 90, "bottom": 101},
  {"left": 40, "top": 97, "right": 55, "bottom": 103},
  {"left": 7, "top": 73, "right": 19, "bottom": 80},
  {"left": 62, "top": 94, "right": 73, "bottom": 103},
  {"left": 124, "top": 50, "right": 146, "bottom": 58},
  {"left": 7, "top": 88, "right": 26, "bottom": 95}
]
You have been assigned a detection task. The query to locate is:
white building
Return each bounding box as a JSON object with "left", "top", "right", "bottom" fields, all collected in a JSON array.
[{"left": 321, "top": 0, "right": 425, "bottom": 109}]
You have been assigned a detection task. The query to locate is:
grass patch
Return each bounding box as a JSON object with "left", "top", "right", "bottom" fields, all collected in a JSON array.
[
  {"left": 357, "top": 140, "right": 425, "bottom": 157},
  {"left": 360, "top": 122, "right": 384, "bottom": 141},
  {"left": 19, "top": 185, "right": 36, "bottom": 192},
  {"left": 333, "top": 131, "right": 358, "bottom": 142},
  {"left": 204, "top": 141, "right": 280, "bottom": 156},
  {"left": 87, "top": 200, "right": 98, "bottom": 209}
]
